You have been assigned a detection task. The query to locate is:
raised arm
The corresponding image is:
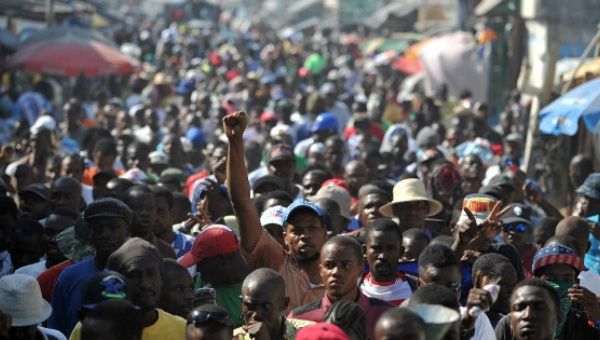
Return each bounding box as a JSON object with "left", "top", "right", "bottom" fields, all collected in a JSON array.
[{"left": 223, "top": 111, "right": 263, "bottom": 252}]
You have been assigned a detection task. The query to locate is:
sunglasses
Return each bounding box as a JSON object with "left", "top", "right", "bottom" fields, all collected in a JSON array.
[
  {"left": 187, "top": 310, "right": 234, "bottom": 328},
  {"left": 503, "top": 223, "right": 529, "bottom": 233}
]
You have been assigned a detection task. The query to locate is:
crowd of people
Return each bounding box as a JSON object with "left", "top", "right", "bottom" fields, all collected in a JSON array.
[{"left": 0, "top": 5, "right": 600, "bottom": 340}]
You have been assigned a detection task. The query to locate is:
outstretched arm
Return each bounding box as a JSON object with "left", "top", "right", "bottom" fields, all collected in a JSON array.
[{"left": 224, "top": 111, "right": 263, "bottom": 252}]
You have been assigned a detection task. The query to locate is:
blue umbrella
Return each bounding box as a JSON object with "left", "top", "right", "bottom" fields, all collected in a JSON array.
[{"left": 539, "top": 78, "right": 600, "bottom": 136}]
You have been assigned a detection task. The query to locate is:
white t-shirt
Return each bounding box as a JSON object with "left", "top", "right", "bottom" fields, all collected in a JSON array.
[{"left": 459, "top": 306, "right": 496, "bottom": 340}]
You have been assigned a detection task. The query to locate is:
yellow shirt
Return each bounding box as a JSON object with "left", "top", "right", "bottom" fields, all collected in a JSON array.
[{"left": 69, "top": 308, "right": 185, "bottom": 340}]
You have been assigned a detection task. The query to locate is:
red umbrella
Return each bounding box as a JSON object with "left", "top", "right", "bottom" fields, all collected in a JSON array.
[
  {"left": 393, "top": 56, "right": 422, "bottom": 75},
  {"left": 7, "top": 38, "right": 138, "bottom": 77}
]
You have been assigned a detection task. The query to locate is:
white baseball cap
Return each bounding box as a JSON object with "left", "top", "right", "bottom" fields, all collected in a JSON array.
[{"left": 260, "top": 205, "right": 285, "bottom": 228}]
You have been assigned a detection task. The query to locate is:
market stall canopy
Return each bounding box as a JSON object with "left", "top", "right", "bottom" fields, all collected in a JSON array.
[
  {"left": 19, "top": 26, "right": 116, "bottom": 48},
  {"left": 418, "top": 31, "right": 489, "bottom": 102},
  {"left": 538, "top": 78, "right": 600, "bottom": 136},
  {"left": 364, "top": 3, "right": 418, "bottom": 31},
  {"left": 561, "top": 57, "right": 600, "bottom": 83},
  {"left": 361, "top": 36, "right": 416, "bottom": 54},
  {"left": 7, "top": 36, "right": 138, "bottom": 77}
]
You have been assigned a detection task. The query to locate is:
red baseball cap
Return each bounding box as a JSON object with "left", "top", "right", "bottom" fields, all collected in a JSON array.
[
  {"left": 321, "top": 179, "right": 350, "bottom": 194},
  {"left": 178, "top": 225, "right": 239, "bottom": 268},
  {"left": 296, "top": 323, "right": 349, "bottom": 340},
  {"left": 260, "top": 111, "right": 278, "bottom": 123}
]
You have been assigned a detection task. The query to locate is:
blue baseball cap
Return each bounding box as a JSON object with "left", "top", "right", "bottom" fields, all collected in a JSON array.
[
  {"left": 311, "top": 112, "right": 338, "bottom": 134},
  {"left": 186, "top": 127, "right": 206, "bottom": 148},
  {"left": 577, "top": 173, "right": 600, "bottom": 200},
  {"left": 282, "top": 199, "right": 326, "bottom": 226}
]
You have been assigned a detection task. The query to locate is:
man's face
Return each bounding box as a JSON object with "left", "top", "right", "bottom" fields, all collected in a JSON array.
[
  {"left": 504, "top": 141, "right": 521, "bottom": 159},
  {"left": 268, "top": 160, "right": 295, "bottom": 183},
  {"left": 365, "top": 231, "right": 401, "bottom": 282},
  {"left": 160, "top": 269, "right": 194, "bottom": 318},
  {"left": 127, "top": 146, "right": 150, "bottom": 171},
  {"left": 569, "top": 162, "right": 585, "bottom": 188},
  {"left": 61, "top": 157, "right": 84, "bottom": 182},
  {"left": 241, "top": 282, "right": 285, "bottom": 333},
  {"left": 391, "top": 134, "right": 408, "bottom": 159},
  {"left": 501, "top": 223, "right": 532, "bottom": 249},
  {"left": 122, "top": 256, "right": 163, "bottom": 311},
  {"left": 154, "top": 196, "right": 172, "bottom": 235},
  {"left": 320, "top": 243, "right": 363, "bottom": 301},
  {"left": 51, "top": 180, "right": 81, "bottom": 213},
  {"left": 509, "top": 286, "right": 558, "bottom": 340},
  {"left": 537, "top": 264, "right": 576, "bottom": 285},
  {"left": 284, "top": 211, "right": 327, "bottom": 263},
  {"left": 10, "top": 232, "right": 43, "bottom": 269},
  {"left": 401, "top": 237, "right": 428, "bottom": 263},
  {"left": 88, "top": 217, "right": 129, "bottom": 256},
  {"left": 575, "top": 195, "right": 600, "bottom": 217},
  {"left": 302, "top": 173, "right": 324, "bottom": 197},
  {"left": 127, "top": 191, "right": 156, "bottom": 238},
  {"left": 324, "top": 139, "right": 344, "bottom": 169},
  {"left": 19, "top": 193, "right": 51, "bottom": 220},
  {"left": 345, "top": 164, "right": 367, "bottom": 197},
  {"left": 419, "top": 265, "right": 461, "bottom": 298},
  {"left": 393, "top": 201, "right": 429, "bottom": 228},
  {"left": 43, "top": 214, "right": 74, "bottom": 265},
  {"left": 479, "top": 262, "right": 518, "bottom": 315},
  {"left": 359, "top": 194, "right": 387, "bottom": 225}
]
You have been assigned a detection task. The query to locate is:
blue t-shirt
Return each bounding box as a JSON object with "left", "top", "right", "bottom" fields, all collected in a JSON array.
[
  {"left": 585, "top": 216, "right": 600, "bottom": 275},
  {"left": 48, "top": 258, "right": 100, "bottom": 336}
]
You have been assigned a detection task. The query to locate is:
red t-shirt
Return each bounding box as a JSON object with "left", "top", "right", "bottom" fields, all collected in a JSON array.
[
  {"left": 37, "top": 259, "right": 75, "bottom": 301},
  {"left": 521, "top": 244, "right": 539, "bottom": 279}
]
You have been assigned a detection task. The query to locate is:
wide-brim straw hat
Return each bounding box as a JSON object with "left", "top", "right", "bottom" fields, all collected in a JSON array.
[{"left": 379, "top": 178, "right": 443, "bottom": 218}]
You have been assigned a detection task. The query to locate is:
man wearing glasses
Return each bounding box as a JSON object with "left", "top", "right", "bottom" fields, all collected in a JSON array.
[
  {"left": 186, "top": 304, "right": 234, "bottom": 340},
  {"left": 500, "top": 204, "right": 537, "bottom": 278}
]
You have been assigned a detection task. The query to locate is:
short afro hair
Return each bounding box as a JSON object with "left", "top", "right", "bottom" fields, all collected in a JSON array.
[
  {"left": 512, "top": 278, "right": 560, "bottom": 315},
  {"left": 323, "top": 235, "right": 364, "bottom": 264},
  {"left": 418, "top": 244, "right": 458, "bottom": 271},
  {"left": 471, "top": 253, "right": 510, "bottom": 283},
  {"left": 365, "top": 218, "right": 401, "bottom": 240}
]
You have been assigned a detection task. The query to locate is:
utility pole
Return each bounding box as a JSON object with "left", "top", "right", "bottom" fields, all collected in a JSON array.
[{"left": 46, "top": 0, "right": 55, "bottom": 27}]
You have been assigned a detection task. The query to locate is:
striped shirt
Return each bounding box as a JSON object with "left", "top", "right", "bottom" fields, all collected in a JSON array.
[{"left": 360, "top": 273, "right": 412, "bottom": 306}]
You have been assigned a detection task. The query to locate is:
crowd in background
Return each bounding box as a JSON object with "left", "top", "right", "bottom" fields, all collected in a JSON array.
[{"left": 0, "top": 5, "right": 599, "bottom": 340}]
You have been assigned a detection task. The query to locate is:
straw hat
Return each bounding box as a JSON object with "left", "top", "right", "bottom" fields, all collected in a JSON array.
[
  {"left": 309, "top": 184, "right": 352, "bottom": 220},
  {"left": 0, "top": 274, "right": 52, "bottom": 326},
  {"left": 379, "top": 178, "right": 443, "bottom": 218}
]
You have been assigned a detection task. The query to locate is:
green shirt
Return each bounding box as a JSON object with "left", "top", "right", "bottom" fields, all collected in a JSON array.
[
  {"left": 214, "top": 282, "right": 244, "bottom": 328},
  {"left": 194, "top": 277, "right": 244, "bottom": 327}
]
